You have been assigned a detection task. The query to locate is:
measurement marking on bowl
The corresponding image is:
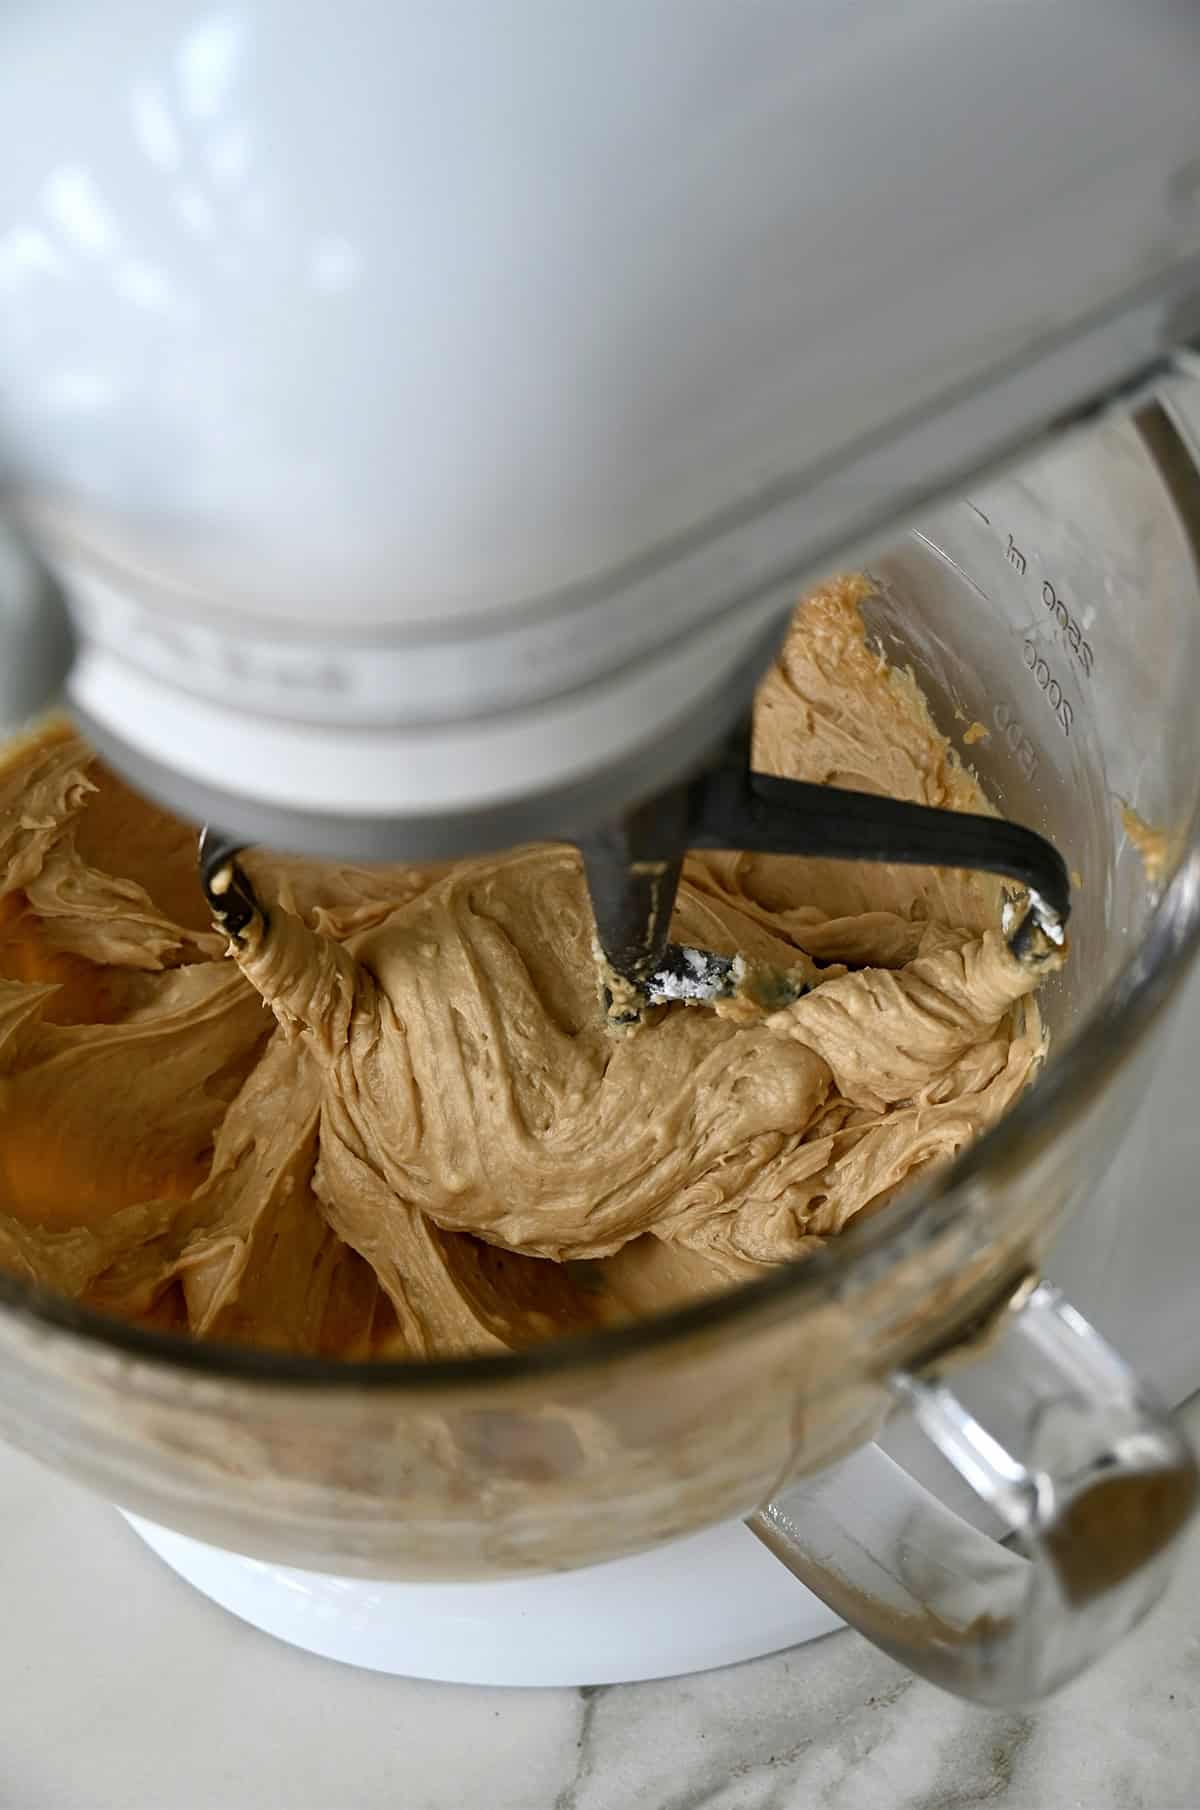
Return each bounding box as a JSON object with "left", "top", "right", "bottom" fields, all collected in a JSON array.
[
  {"left": 993, "top": 701, "right": 1039, "bottom": 780},
  {"left": 1040, "top": 580, "right": 1094, "bottom": 679},
  {"left": 1022, "top": 639, "right": 1074, "bottom": 737},
  {"left": 977, "top": 507, "right": 1098, "bottom": 684}
]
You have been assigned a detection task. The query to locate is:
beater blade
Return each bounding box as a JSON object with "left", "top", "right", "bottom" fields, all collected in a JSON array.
[{"left": 580, "top": 722, "right": 1069, "bottom": 1024}]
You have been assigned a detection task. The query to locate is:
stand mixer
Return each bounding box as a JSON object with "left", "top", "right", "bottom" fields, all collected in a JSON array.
[{"left": 1, "top": 0, "right": 1200, "bottom": 1700}]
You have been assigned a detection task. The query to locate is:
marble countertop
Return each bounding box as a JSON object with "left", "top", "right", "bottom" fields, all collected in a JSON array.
[{"left": 1, "top": 1391, "right": 1197, "bottom": 1810}]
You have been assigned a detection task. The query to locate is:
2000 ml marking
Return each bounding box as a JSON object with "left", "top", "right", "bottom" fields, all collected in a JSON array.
[{"left": 1022, "top": 639, "right": 1073, "bottom": 737}]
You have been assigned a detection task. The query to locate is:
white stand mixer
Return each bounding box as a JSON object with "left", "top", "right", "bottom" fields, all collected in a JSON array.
[{"left": 2, "top": 1, "right": 1200, "bottom": 1689}]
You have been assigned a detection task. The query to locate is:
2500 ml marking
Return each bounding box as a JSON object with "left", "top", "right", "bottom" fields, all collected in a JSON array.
[
  {"left": 1022, "top": 639, "right": 1073, "bottom": 737},
  {"left": 1041, "top": 579, "right": 1094, "bottom": 678}
]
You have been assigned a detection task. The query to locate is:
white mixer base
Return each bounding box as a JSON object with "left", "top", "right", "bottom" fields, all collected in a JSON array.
[{"left": 122, "top": 1512, "right": 842, "bottom": 1685}]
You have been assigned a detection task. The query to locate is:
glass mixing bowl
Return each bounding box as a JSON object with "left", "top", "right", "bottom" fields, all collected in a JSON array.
[{"left": 2, "top": 386, "right": 1199, "bottom": 1706}]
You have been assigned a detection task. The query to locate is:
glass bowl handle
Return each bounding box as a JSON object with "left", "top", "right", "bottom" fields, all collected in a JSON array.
[{"left": 749, "top": 1281, "right": 1198, "bottom": 1705}]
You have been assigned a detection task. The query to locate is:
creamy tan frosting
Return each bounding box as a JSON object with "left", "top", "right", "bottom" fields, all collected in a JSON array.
[{"left": 0, "top": 579, "right": 1052, "bottom": 1357}]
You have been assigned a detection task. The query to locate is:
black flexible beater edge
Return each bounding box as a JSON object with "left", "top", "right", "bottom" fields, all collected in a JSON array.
[
  {"left": 199, "top": 746, "right": 1070, "bottom": 990},
  {"left": 579, "top": 725, "right": 1069, "bottom": 995}
]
